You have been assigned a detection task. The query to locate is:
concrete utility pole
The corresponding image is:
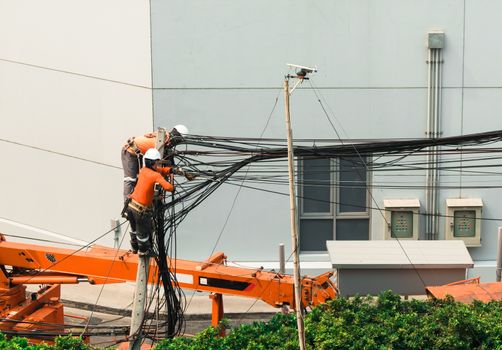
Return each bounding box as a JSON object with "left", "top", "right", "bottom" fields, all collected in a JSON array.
[
  {"left": 284, "top": 76, "right": 306, "bottom": 350},
  {"left": 129, "top": 133, "right": 167, "bottom": 349},
  {"left": 129, "top": 256, "right": 150, "bottom": 350}
]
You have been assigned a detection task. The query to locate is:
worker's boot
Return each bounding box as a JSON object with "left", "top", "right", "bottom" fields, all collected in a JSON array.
[
  {"left": 129, "top": 232, "right": 139, "bottom": 254},
  {"left": 138, "top": 248, "right": 155, "bottom": 257},
  {"left": 137, "top": 235, "right": 153, "bottom": 256}
]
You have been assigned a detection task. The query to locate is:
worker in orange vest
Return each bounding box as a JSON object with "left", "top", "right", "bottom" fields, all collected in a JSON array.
[
  {"left": 125, "top": 148, "right": 176, "bottom": 255},
  {"left": 121, "top": 125, "right": 189, "bottom": 202}
]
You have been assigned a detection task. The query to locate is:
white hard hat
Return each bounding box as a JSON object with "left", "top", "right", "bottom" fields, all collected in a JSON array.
[
  {"left": 173, "top": 124, "right": 189, "bottom": 135},
  {"left": 144, "top": 148, "right": 161, "bottom": 161}
]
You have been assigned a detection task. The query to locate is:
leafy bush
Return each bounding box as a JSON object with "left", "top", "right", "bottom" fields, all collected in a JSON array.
[
  {"left": 1, "top": 293, "right": 500, "bottom": 349},
  {"left": 53, "top": 336, "right": 91, "bottom": 350},
  {"left": 0, "top": 334, "right": 91, "bottom": 350},
  {"left": 155, "top": 291, "right": 502, "bottom": 350}
]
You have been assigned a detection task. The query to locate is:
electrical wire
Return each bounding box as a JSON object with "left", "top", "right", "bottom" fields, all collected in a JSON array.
[
  {"left": 0, "top": 137, "right": 122, "bottom": 169},
  {"left": 134, "top": 128, "right": 502, "bottom": 342},
  {"left": 3, "top": 126, "right": 502, "bottom": 344},
  {"left": 0, "top": 57, "right": 150, "bottom": 89},
  {"left": 80, "top": 222, "right": 130, "bottom": 336},
  {"left": 0, "top": 220, "right": 128, "bottom": 300}
]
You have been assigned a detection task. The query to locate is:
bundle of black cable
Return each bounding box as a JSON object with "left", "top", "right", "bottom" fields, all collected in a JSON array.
[{"left": 142, "top": 193, "right": 186, "bottom": 340}]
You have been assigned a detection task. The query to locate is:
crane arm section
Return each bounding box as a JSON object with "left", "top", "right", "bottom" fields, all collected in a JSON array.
[{"left": 0, "top": 239, "right": 336, "bottom": 309}]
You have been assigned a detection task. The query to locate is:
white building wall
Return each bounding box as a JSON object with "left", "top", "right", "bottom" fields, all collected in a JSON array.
[{"left": 0, "top": 1, "right": 153, "bottom": 246}]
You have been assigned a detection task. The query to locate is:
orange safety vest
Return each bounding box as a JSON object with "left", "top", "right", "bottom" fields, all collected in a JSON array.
[{"left": 129, "top": 167, "right": 174, "bottom": 206}]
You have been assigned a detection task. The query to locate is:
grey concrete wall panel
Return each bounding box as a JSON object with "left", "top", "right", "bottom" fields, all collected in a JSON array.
[
  {"left": 171, "top": 177, "right": 292, "bottom": 261},
  {"left": 153, "top": 89, "right": 287, "bottom": 138},
  {"left": 468, "top": 262, "right": 498, "bottom": 282},
  {"left": 150, "top": 0, "right": 502, "bottom": 266},
  {"left": 462, "top": 89, "right": 502, "bottom": 133},
  {"left": 338, "top": 268, "right": 467, "bottom": 296},
  {"left": 153, "top": 88, "right": 429, "bottom": 259},
  {"left": 150, "top": 0, "right": 463, "bottom": 89},
  {"left": 439, "top": 89, "right": 463, "bottom": 136},
  {"left": 464, "top": 0, "right": 502, "bottom": 86},
  {"left": 437, "top": 155, "right": 501, "bottom": 261},
  {"left": 153, "top": 89, "right": 428, "bottom": 139}
]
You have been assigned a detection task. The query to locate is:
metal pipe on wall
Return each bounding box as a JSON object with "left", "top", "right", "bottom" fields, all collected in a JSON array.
[
  {"left": 425, "top": 49, "right": 432, "bottom": 240},
  {"left": 433, "top": 48, "right": 439, "bottom": 239},
  {"left": 429, "top": 49, "right": 437, "bottom": 239},
  {"left": 434, "top": 49, "right": 443, "bottom": 238},
  {"left": 425, "top": 32, "right": 444, "bottom": 240}
]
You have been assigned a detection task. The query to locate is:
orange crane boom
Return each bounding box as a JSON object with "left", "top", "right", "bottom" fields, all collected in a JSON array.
[{"left": 0, "top": 234, "right": 337, "bottom": 340}]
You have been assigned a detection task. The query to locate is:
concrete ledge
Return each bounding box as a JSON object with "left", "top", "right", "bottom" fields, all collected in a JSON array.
[{"left": 62, "top": 299, "right": 277, "bottom": 321}]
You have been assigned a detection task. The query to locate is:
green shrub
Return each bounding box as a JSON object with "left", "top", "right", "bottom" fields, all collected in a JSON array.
[
  {"left": 0, "top": 334, "right": 91, "bottom": 350},
  {"left": 155, "top": 292, "right": 502, "bottom": 350},
  {"left": 1, "top": 293, "right": 500, "bottom": 349},
  {"left": 53, "top": 336, "right": 89, "bottom": 350}
]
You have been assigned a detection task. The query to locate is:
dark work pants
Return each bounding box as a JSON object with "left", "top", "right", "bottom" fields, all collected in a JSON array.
[
  {"left": 127, "top": 207, "right": 153, "bottom": 253},
  {"left": 121, "top": 147, "right": 142, "bottom": 202}
]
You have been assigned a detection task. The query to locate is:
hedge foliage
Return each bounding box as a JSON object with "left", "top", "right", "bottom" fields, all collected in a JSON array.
[
  {"left": 0, "top": 333, "right": 92, "bottom": 350},
  {"left": 1, "top": 292, "right": 501, "bottom": 349},
  {"left": 155, "top": 291, "right": 502, "bottom": 350}
]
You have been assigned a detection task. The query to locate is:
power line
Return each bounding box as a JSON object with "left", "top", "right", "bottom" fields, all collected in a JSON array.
[
  {"left": 221, "top": 180, "right": 502, "bottom": 222},
  {"left": 185, "top": 88, "right": 281, "bottom": 316},
  {"left": 0, "top": 137, "right": 122, "bottom": 170},
  {"left": 0, "top": 220, "right": 128, "bottom": 299},
  {"left": 0, "top": 57, "right": 150, "bottom": 89}
]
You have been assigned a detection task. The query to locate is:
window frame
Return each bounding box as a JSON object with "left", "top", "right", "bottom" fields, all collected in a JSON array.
[
  {"left": 335, "top": 157, "right": 370, "bottom": 218},
  {"left": 299, "top": 157, "right": 335, "bottom": 218},
  {"left": 299, "top": 156, "right": 371, "bottom": 253}
]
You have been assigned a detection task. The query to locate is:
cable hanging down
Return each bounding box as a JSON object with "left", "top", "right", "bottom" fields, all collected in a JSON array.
[{"left": 132, "top": 128, "right": 502, "bottom": 339}]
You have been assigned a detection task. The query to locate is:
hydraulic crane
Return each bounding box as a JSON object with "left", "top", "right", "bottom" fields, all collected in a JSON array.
[{"left": 0, "top": 233, "right": 337, "bottom": 344}]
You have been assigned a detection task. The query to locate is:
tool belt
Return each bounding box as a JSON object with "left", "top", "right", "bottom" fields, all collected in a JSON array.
[
  {"left": 128, "top": 199, "right": 152, "bottom": 213},
  {"left": 121, "top": 198, "right": 131, "bottom": 219}
]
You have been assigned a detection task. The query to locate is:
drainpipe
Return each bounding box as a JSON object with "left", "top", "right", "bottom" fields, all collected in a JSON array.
[
  {"left": 425, "top": 48, "right": 432, "bottom": 240},
  {"left": 425, "top": 31, "right": 445, "bottom": 240}
]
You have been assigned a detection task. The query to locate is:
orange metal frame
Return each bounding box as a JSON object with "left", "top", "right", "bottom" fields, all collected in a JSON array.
[
  {"left": 0, "top": 235, "right": 337, "bottom": 339},
  {"left": 426, "top": 277, "right": 502, "bottom": 303}
]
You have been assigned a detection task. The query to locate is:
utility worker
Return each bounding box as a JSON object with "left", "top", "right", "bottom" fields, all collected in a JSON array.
[
  {"left": 121, "top": 124, "right": 189, "bottom": 202},
  {"left": 126, "top": 148, "right": 175, "bottom": 255}
]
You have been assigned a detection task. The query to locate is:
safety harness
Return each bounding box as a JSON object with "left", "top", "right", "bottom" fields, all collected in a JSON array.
[
  {"left": 127, "top": 137, "right": 142, "bottom": 156},
  {"left": 128, "top": 199, "right": 152, "bottom": 214}
]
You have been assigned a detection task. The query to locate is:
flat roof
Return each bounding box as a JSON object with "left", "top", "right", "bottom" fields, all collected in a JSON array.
[{"left": 327, "top": 240, "right": 474, "bottom": 269}]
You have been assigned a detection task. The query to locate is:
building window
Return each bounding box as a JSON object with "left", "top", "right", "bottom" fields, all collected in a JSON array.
[{"left": 299, "top": 157, "right": 370, "bottom": 252}]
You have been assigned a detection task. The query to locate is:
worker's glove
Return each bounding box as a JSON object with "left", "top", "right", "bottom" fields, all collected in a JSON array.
[
  {"left": 173, "top": 167, "right": 197, "bottom": 181},
  {"left": 169, "top": 130, "right": 185, "bottom": 146},
  {"left": 170, "top": 135, "right": 184, "bottom": 146},
  {"left": 184, "top": 171, "right": 197, "bottom": 181}
]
